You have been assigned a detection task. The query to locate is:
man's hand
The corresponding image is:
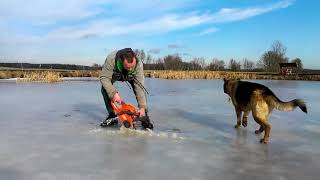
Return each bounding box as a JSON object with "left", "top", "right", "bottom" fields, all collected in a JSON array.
[
  {"left": 138, "top": 108, "right": 145, "bottom": 117},
  {"left": 113, "top": 93, "right": 122, "bottom": 104}
]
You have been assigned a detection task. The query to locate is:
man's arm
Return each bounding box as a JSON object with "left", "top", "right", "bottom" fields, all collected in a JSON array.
[
  {"left": 132, "top": 60, "right": 147, "bottom": 109},
  {"left": 99, "top": 52, "right": 117, "bottom": 99}
]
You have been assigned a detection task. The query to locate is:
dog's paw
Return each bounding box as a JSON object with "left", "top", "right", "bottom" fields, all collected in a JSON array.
[
  {"left": 259, "top": 138, "right": 268, "bottom": 144},
  {"left": 234, "top": 124, "right": 240, "bottom": 128},
  {"left": 242, "top": 120, "right": 247, "bottom": 127}
]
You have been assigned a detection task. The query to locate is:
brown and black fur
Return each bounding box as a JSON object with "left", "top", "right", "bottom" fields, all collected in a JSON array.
[{"left": 223, "top": 78, "right": 307, "bottom": 144}]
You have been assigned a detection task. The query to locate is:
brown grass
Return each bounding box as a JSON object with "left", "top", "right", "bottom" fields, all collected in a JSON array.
[
  {"left": 1, "top": 69, "right": 320, "bottom": 81},
  {"left": 59, "top": 70, "right": 100, "bottom": 77},
  {"left": 17, "top": 71, "right": 63, "bottom": 83},
  {"left": 0, "top": 69, "right": 100, "bottom": 80},
  {"left": 144, "top": 70, "right": 320, "bottom": 81},
  {"left": 0, "top": 70, "right": 24, "bottom": 79},
  {"left": 144, "top": 70, "right": 257, "bottom": 80}
]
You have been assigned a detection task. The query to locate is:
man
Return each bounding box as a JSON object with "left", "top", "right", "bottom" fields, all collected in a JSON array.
[{"left": 99, "top": 48, "right": 153, "bottom": 129}]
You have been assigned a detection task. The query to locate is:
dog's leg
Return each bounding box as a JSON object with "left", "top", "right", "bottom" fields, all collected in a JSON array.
[
  {"left": 252, "top": 114, "right": 264, "bottom": 134},
  {"left": 253, "top": 115, "right": 269, "bottom": 143},
  {"left": 254, "top": 126, "right": 264, "bottom": 134},
  {"left": 242, "top": 111, "right": 249, "bottom": 127},
  {"left": 259, "top": 121, "right": 271, "bottom": 144},
  {"left": 257, "top": 108, "right": 273, "bottom": 142},
  {"left": 252, "top": 100, "right": 270, "bottom": 144},
  {"left": 234, "top": 108, "right": 242, "bottom": 128}
]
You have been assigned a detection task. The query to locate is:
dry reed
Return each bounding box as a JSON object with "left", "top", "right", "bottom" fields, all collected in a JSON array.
[
  {"left": 145, "top": 70, "right": 257, "bottom": 80},
  {"left": 1, "top": 69, "right": 320, "bottom": 81},
  {"left": 17, "top": 71, "right": 63, "bottom": 83},
  {"left": 144, "top": 70, "right": 320, "bottom": 81}
]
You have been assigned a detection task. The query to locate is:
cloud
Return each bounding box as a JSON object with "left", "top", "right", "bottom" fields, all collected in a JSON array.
[
  {"left": 39, "top": 1, "right": 292, "bottom": 39},
  {"left": 148, "top": 48, "right": 161, "bottom": 54},
  {"left": 0, "top": 0, "right": 112, "bottom": 24},
  {"left": 208, "top": 0, "right": 293, "bottom": 23},
  {"left": 60, "top": 13, "right": 211, "bottom": 39},
  {"left": 4, "top": 13, "right": 211, "bottom": 43},
  {"left": 197, "top": 27, "right": 219, "bottom": 36},
  {"left": 168, "top": 44, "right": 181, "bottom": 49},
  {"left": 0, "top": 0, "right": 197, "bottom": 25},
  {"left": 0, "top": 0, "right": 293, "bottom": 43}
]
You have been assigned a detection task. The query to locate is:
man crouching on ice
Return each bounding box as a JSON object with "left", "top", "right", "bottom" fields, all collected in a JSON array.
[{"left": 99, "top": 48, "right": 153, "bottom": 129}]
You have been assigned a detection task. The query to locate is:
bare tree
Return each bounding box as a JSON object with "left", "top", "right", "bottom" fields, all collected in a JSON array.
[
  {"left": 140, "top": 49, "right": 146, "bottom": 62},
  {"left": 189, "top": 57, "right": 206, "bottom": 70},
  {"left": 291, "top": 58, "right": 303, "bottom": 72},
  {"left": 134, "top": 49, "right": 146, "bottom": 63},
  {"left": 207, "top": 58, "right": 225, "bottom": 70},
  {"left": 91, "top": 63, "right": 102, "bottom": 70},
  {"left": 271, "top": 40, "right": 287, "bottom": 57},
  {"left": 242, "top": 58, "right": 255, "bottom": 71},
  {"left": 259, "top": 40, "right": 289, "bottom": 72},
  {"left": 188, "top": 58, "right": 201, "bottom": 70},
  {"left": 146, "top": 54, "right": 152, "bottom": 64},
  {"left": 163, "top": 54, "right": 183, "bottom": 70},
  {"left": 198, "top": 57, "right": 206, "bottom": 69},
  {"left": 229, "top": 59, "right": 241, "bottom": 71}
]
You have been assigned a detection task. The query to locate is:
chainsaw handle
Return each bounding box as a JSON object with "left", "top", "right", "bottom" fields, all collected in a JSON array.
[
  {"left": 110, "top": 101, "right": 126, "bottom": 111},
  {"left": 117, "top": 110, "right": 139, "bottom": 116},
  {"left": 111, "top": 100, "right": 125, "bottom": 105}
]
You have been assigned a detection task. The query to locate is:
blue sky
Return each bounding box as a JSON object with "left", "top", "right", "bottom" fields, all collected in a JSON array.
[{"left": 0, "top": 0, "right": 319, "bottom": 68}]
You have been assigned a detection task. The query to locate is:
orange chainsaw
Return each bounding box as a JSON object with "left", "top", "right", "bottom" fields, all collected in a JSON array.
[{"left": 110, "top": 101, "right": 153, "bottom": 129}]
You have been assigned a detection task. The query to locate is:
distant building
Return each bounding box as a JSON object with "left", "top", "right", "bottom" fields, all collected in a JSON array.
[{"left": 279, "top": 63, "right": 297, "bottom": 76}]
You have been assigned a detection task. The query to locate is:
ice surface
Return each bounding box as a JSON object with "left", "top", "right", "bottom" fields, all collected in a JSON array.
[{"left": 0, "top": 79, "right": 319, "bottom": 180}]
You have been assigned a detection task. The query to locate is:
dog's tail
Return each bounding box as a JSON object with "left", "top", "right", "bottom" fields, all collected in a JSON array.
[{"left": 267, "top": 95, "right": 307, "bottom": 113}]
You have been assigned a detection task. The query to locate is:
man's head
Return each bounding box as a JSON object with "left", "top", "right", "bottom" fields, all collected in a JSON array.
[{"left": 120, "top": 50, "right": 137, "bottom": 71}]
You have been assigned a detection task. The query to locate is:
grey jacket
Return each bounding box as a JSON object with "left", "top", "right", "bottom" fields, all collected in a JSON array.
[{"left": 99, "top": 50, "right": 147, "bottom": 109}]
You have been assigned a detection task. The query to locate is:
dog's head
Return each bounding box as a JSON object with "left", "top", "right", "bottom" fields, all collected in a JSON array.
[{"left": 223, "top": 78, "right": 240, "bottom": 95}]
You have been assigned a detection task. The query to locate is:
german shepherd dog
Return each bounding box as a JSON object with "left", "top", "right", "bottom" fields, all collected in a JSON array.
[{"left": 223, "top": 78, "right": 307, "bottom": 144}]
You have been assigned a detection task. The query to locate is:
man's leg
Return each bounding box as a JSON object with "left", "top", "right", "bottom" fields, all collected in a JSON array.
[
  {"left": 100, "top": 86, "right": 117, "bottom": 127},
  {"left": 101, "top": 86, "right": 115, "bottom": 115}
]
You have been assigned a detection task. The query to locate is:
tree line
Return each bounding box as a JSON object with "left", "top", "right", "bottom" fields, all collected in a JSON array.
[
  {"left": 140, "top": 40, "right": 304, "bottom": 72},
  {"left": 0, "top": 41, "right": 305, "bottom": 72}
]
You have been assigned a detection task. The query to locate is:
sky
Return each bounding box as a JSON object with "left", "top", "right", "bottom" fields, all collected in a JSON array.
[{"left": 0, "top": 0, "right": 319, "bottom": 69}]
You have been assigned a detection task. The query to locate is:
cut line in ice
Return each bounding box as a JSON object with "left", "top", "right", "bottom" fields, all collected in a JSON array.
[{"left": 88, "top": 127, "right": 186, "bottom": 140}]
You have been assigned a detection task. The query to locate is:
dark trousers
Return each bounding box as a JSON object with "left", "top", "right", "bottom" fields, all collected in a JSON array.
[{"left": 101, "top": 86, "right": 115, "bottom": 115}]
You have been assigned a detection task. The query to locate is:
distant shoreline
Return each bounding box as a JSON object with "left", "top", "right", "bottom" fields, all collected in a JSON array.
[{"left": 1, "top": 69, "right": 320, "bottom": 81}]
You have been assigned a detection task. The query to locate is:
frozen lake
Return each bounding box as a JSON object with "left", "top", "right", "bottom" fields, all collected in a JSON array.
[{"left": 0, "top": 79, "right": 319, "bottom": 180}]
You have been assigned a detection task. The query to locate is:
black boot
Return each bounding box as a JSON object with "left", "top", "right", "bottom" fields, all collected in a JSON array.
[
  {"left": 100, "top": 113, "right": 118, "bottom": 127},
  {"left": 141, "top": 113, "right": 154, "bottom": 130}
]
